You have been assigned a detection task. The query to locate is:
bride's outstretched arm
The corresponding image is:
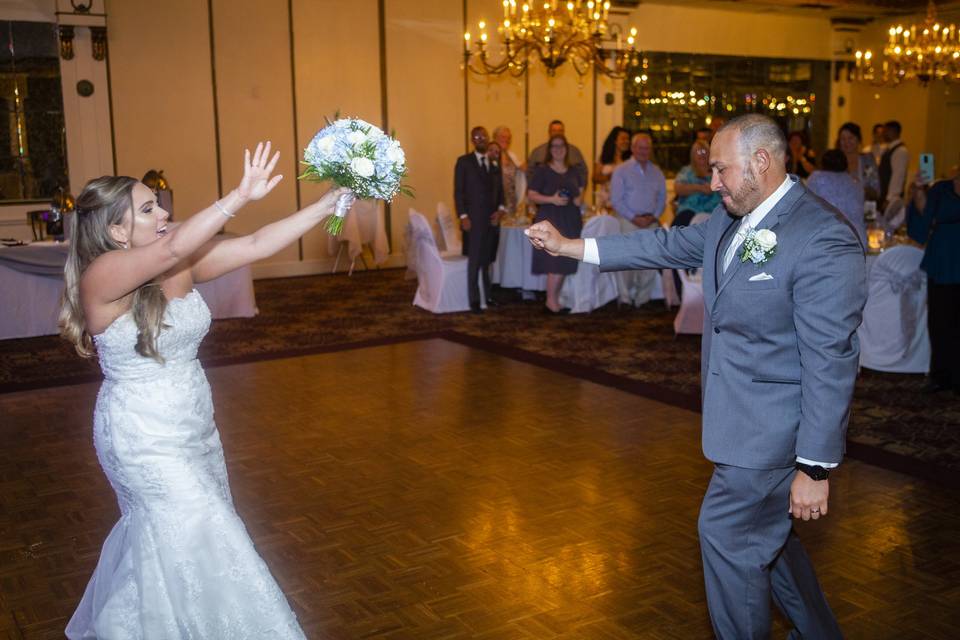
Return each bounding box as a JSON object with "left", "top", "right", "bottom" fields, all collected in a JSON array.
[
  {"left": 189, "top": 185, "right": 349, "bottom": 283},
  {"left": 81, "top": 142, "right": 281, "bottom": 304}
]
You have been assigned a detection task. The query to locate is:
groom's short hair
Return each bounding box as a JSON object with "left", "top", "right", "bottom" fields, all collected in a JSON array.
[{"left": 718, "top": 114, "right": 787, "bottom": 165}]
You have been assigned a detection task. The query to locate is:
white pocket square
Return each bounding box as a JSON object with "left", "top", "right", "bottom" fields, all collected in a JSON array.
[{"left": 749, "top": 272, "right": 774, "bottom": 282}]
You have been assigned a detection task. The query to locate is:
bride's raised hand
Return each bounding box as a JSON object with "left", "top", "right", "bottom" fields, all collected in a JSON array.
[{"left": 237, "top": 141, "right": 283, "bottom": 201}]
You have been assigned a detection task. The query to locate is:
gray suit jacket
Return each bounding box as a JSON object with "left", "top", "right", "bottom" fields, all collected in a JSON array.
[{"left": 597, "top": 178, "right": 866, "bottom": 468}]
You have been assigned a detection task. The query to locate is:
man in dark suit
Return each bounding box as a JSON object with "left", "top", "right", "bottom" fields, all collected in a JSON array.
[
  {"left": 527, "top": 114, "right": 865, "bottom": 639},
  {"left": 454, "top": 126, "right": 504, "bottom": 313}
]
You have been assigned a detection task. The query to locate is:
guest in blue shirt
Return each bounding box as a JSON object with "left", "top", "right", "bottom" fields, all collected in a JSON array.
[
  {"left": 807, "top": 149, "right": 865, "bottom": 246},
  {"left": 609, "top": 132, "right": 666, "bottom": 306},
  {"left": 907, "top": 170, "right": 960, "bottom": 393}
]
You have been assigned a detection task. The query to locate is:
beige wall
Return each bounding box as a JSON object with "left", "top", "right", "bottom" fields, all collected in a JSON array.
[
  {"left": 107, "top": 0, "right": 219, "bottom": 229},
  {"left": 386, "top": 0, "right": 464, "bottom": 242}
]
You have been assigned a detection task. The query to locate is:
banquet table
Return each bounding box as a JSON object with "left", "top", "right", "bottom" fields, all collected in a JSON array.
[
  {"left": 490, "top": 223, "right": 547, "bottom": 291},
  {"left": 327, "top": 199, "right": 389, "bottom": 274},
  {"left": 0, "top": 241, "right": 257, "bottom": 340}
]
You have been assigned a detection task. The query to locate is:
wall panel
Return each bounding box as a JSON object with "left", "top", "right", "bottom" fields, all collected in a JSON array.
[
  {"left": 292, "top": 0, "right": 382, "bottom": 262},
  {"left": 211, "top": 0, "right": 298, "bottom": 264},
  {"left": 107, "top": 0, "right": 218, "bottom": 222},
  {"left": 386, "top": 0, "right": 464, "bottom": 238}
]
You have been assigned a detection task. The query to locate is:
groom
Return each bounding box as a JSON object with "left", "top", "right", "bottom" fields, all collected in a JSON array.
[{"left": 527, "top": 114, "right": 865, "bottom": 639}]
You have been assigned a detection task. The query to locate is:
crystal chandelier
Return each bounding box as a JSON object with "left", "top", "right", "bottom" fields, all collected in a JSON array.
[
  {"left": 463, "top": 0, "right": 640, "bottom": 79},
  {"left": 854, "top": 0, "right": 960, "bottom": 85}
]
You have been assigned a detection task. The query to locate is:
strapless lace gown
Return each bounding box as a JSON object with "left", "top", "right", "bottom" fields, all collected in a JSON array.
[{"left": 66, "top": 290, "right": 305, "bottom": 639}]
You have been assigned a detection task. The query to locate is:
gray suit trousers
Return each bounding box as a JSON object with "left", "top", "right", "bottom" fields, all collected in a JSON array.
[{"left": 698, "top": 465, "right": 843, "bottom": 639}]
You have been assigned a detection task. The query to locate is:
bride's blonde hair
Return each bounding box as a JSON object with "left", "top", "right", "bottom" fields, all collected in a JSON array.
[{"left": 60, "top": 176, "right": 168, "bottom": 362}]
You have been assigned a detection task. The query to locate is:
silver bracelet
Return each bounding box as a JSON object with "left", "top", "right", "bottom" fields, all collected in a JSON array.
[{"left": 214, "top": 199, "right": 234, "bottom": 218}]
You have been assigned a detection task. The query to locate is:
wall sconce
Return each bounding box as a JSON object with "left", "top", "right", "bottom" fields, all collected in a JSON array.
[
  {"left": 90, "top": 27, "right": 107, "bottom": 61},
  {"left": 59, "top": 25, "right": 75, "bottom": 60}
]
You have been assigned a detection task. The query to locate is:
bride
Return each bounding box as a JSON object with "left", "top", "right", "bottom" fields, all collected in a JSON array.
[{"left": 60, "top": 142, "right": 344, "bottom": 638}]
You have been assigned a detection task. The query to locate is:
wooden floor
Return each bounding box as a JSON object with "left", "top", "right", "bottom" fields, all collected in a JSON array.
[{"left": 1, "top": 338, "right": 958, "bottom": 639}]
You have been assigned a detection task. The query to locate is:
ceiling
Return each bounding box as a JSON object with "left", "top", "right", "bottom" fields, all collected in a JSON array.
[{"left": 613, "top": 0, "right": 960, "bottom": 21}]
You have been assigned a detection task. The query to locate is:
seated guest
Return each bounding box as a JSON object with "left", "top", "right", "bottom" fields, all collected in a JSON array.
[
  {"left": 907, "top": 170, "right": 960, "bottom": 393},
  {"left": 807, "top": 149, "right": 865, "bottom": 246},
  {"left": 673, "top": 140, "right": 720, "bottom": 227},
  {"left": 592, "top": 126, "right": 631, "bottom": 209},
  {"left": 836, "top": 122, "right": 880, "bottom": 203},
  {"left": 528, "top": 134, "right": 584, "bottom": 314},
  {"left": 786, "top": 130, "right": 817, "bottom": 179}
]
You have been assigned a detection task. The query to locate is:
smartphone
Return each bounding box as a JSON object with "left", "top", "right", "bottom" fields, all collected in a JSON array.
[{"left": 919, "top": 153, "right": 935, "bottom": 184}]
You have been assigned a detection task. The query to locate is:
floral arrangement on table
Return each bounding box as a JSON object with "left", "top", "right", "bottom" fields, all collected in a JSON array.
[{"left": 299, "top": 114, "right": 411, "bottom": 235}]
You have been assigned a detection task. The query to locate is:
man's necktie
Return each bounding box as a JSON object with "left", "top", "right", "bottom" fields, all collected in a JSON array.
[{"left": 722, "top": 220, "right": 751, "bottom": 273}]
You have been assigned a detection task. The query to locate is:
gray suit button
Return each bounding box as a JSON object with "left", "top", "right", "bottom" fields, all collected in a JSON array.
[{"left": 714, "top": 327, "right": 720, "bottom": 334}]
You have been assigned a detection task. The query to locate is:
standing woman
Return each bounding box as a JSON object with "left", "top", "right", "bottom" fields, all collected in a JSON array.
[
  {"left": 593, "top": 126, "right": 631, "bottom": 209},
  {"left": 528, "top": 134, "right": 584, "bottom": 313},
  {"left": 907, "top": 170, "right": 960, "bottom": 394},
  {"left": 61, "top": 142, "right": 344, "bottom": 638},
  {"left": 836, "top": 121, "right": 880, "bottom": 202}
]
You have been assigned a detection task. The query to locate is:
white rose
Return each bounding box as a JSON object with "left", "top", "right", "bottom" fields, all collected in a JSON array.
[
  {"left": 347, "top": 130, "right": 366, "bottom": 146},
  {"left": 754, "top": 229, "right": 777, "bottom": 251},
  {"left": 314, "top": 136, "right": 335, "bottom": 155},
  {"left": 350, "top": 157, "right": 375, "bottom": 178},
  {"left": 386, "top": 142, "right": 404, "bottom": 164}
]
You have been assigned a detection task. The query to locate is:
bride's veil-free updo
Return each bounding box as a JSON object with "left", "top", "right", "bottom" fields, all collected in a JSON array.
[{"left": 60, "top": 176, "right": 169, "bottom": 362}]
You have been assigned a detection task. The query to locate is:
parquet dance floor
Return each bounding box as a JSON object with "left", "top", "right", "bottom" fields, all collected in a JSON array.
[{"left": 1, "top": 338, "right": 958, "bottom": 639}]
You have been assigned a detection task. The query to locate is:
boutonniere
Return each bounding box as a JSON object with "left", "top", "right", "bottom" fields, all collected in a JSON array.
[{"left": 740, "top": 228, "right": 777, "bottom": 265}]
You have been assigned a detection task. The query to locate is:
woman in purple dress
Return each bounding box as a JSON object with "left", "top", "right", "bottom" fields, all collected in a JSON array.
[{"left": 527, "top": 134, "right": 584, "bottom": 314}]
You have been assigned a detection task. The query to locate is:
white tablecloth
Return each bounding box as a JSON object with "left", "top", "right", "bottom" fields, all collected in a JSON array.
[
  {"left": 326, "top": 199, "right": 389, "bottom": 267},
  {"left": 0, "top": 242, "right": 257, "bottom": 340},
  {"left": 490, "top": 224, "right": 547, "bottom": 291}
]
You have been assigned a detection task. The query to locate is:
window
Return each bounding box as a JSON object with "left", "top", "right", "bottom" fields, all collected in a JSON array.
[
  {"left": 0, "top": 21, "right": 68, "bottom": 202},
  {"left": 624, "top": 52, "right": 831, "bottom": 177}
]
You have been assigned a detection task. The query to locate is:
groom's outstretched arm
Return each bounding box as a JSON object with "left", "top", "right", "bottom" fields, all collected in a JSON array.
[
  {"left": 526, "top": 218, "right": 708, "bottom": 271},
  {"left": 594, "top": 223, "right": 706, "bottom": 272}
]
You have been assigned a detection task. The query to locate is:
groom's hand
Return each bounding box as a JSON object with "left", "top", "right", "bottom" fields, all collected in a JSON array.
[
  {"left": 789, "top": 473, "right": 829, "bottom": 521},
  {"left": 526, "top": 221, "right": 584, "bottom": 259}
]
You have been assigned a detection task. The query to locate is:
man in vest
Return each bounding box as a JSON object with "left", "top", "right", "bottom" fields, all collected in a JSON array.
[{"left": 879, "top": 120, "right": 909, "bottom": 210}]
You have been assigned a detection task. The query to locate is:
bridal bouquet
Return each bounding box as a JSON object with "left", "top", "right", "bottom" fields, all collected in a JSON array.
[{"left": 300, "top": 115, "right": 410, "bottom": 235}]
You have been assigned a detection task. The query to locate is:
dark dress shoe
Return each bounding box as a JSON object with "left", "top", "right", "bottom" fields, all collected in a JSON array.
[
  {"left": 470, "top": 304, "right": 483, "bottom": 314},
  {"left": 544, "top": 306, "right": 571, "bottom": 315},
  {"left": 485, "top": 298, "right": 500, "bottom": 308}
]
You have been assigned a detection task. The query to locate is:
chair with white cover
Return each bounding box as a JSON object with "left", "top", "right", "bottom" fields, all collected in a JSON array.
[
  {"left": 673, "top": 213, "right": 712, "bottom": 335},
  {"left": 858, "top": 244, "right": 930, "bottom": 373},
  {"left": 407, "top": 209, "right": 472, "bottom": 313},
  {"left": 558, "top": 214, "right": 620, "bottom": 313},
  {"left": 436, "top": 202, "right": 462, "bottom": 257}
]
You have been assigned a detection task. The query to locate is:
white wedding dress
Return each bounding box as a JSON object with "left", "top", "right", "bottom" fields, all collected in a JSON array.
[{"left": 66, "top": 290, "right": 306, "bottom": 639}]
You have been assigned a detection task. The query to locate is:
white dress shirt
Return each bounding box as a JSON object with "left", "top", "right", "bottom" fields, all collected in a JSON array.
[{"left": 584, "top": 175, "right": 836, "bottom": 470}]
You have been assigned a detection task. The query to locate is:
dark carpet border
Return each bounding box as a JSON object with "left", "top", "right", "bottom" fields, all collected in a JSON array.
[{"left": 3, "top": 329, "right": 954, "bottom": 489}]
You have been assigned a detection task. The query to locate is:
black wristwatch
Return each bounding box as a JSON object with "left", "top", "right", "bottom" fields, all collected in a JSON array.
[{"left": 795, "top": 462, "right": 830, "bottom": 481}]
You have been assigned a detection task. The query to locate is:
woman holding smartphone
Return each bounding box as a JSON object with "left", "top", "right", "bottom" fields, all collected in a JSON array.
[{"left": 528, "top": 134, "right": 584, "bottom": 314}]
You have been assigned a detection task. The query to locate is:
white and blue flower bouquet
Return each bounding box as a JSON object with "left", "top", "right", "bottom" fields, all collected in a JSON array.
[{"left": 300, "top": 115, "right": 411, "bottom": 235}]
